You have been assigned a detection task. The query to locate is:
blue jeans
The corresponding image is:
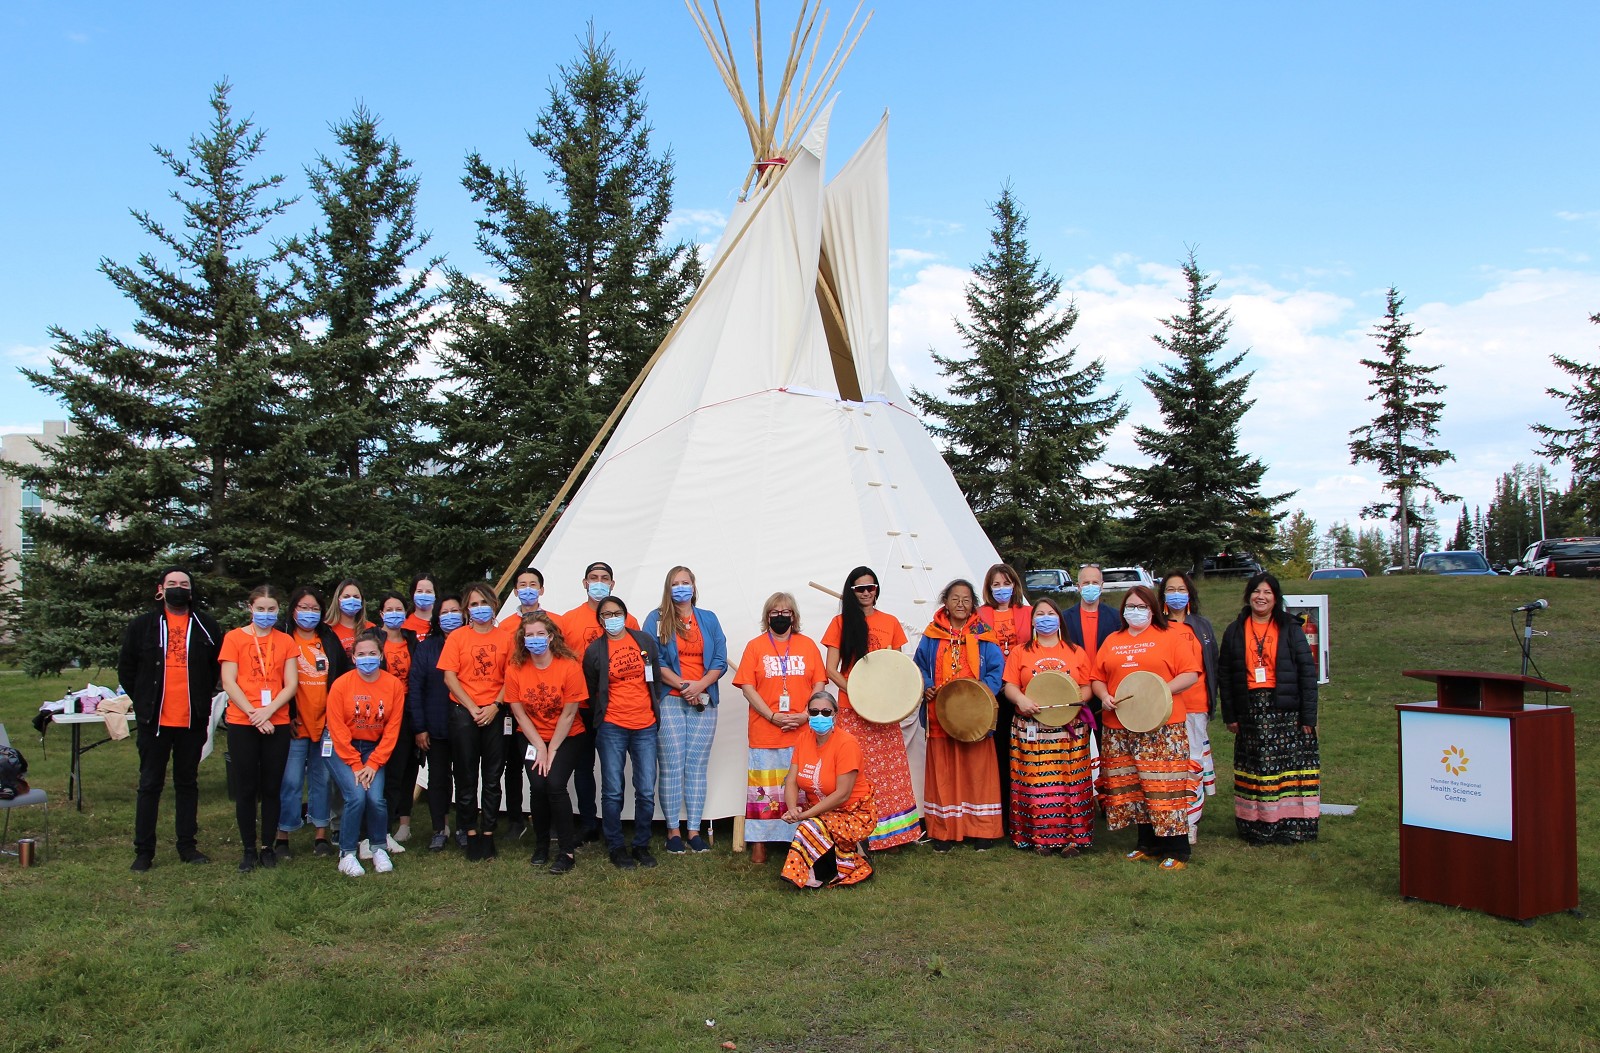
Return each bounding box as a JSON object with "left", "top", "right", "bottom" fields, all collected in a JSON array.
[
  {"left": 597, "top": 720, "right": 658, "bottom": 851},
  {"left": 328, "top": 740, "right": 388, "bottom": 856},
  {"left": 278, "top": 732, "right": 334, "bottom": 833}
]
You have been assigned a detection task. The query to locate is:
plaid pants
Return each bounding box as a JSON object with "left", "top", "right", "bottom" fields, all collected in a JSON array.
[{"left": 656, "top": 695, "right": 718, "bottom": 830}]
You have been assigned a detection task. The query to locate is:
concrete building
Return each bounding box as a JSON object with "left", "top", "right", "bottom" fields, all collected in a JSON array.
[{"left": 1, "top": 420, "right": 72, "bottom": 588}]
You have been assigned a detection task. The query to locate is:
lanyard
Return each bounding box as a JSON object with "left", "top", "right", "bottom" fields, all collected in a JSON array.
[
  {"left": 767, "top": 631, "right": 792, "bottom": 688},
  {"left": 250, "top": 629, "right": 275, "bottom": 697},
  {"left": 1248, "top": 620, "right": 1270, "bottom": 666}
]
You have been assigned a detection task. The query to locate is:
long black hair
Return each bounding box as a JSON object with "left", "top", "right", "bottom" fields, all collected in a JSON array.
[
  {"left": 837, "top": 566, "right": 879, "bottom": 670},
  {"left": 1236, "top": 571, "right": 1289, "bottom": 626}
]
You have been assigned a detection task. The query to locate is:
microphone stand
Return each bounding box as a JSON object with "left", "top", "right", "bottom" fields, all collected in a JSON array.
[{"left": 1519, "top": 607, "right": 1542, "bottom": 677}]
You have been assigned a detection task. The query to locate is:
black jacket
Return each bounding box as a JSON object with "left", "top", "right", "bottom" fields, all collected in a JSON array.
[
  {"left": 1218, "top": 614, "right": 1318, "bottom": 727},
  {"left": 287, "top": 624, "right": 353, "bottom": 727},
  {"left": 407, "top": 632, "right": 452, "bottom": 740},
  {"left": 582, "top": 629, "right": 664, "bottom": 729},
  {"left": 117, "top": 605, "right": 225, "bottom": 732}
]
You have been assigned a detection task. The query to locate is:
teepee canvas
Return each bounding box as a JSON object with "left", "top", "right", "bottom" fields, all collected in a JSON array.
[{"left": 505, "top": 3, "right": 999, "bottom": 819}]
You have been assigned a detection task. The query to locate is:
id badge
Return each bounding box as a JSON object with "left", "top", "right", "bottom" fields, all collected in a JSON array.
[
  {"left": 503, "top": 715, "right": 513, "bottom": 735},
  {"left": 320, "top": 735, "right": 333, "bottom": 759},
  {"left": 526, "top": 743, "right": 538, "bottom": 762},
  {"left": 778, "top": 691, "right": 791, "bottom": 713},
  {"left": 641, "top": 652, "right": 654, "bottom": 683},
  {"left": 315, "top": 657, "right": 327, "bottom": 673},
  {"left": 1025, "top": 723, "right": 1037, "bottom": 744},
  {"left": 1254, "top": 666, "right": 1267, "bottom": 684},
  {"left": 260, "top": 689, "right": 272, "bottom": 709}
]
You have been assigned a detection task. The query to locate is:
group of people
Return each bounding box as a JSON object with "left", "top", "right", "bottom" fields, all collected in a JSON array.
[{"left": 118, "top": 558, "right": 1321, "bottom": 885}]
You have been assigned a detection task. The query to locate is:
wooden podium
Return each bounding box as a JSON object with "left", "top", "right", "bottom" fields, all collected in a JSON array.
[{"left": 1396, "top": 670, "right": 1577, "bottom": 922}]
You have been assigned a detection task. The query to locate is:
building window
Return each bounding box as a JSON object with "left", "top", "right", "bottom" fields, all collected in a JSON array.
[{"left": 19, "top": 488, "right": 40, "bottom": 557}]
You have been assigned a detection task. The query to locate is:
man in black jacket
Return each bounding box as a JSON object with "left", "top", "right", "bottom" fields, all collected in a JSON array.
[{"left": 117, "top": 567, "right": 223, "bottom": 871}]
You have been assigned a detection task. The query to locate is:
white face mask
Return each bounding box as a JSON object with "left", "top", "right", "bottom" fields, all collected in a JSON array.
[{"left": 1123, "top": 606, "right": 1152, "bottom": 629}]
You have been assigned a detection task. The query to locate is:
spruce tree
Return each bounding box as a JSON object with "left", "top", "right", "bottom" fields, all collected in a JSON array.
[
  {"left": 281, "top": 106, "right": 443, "bottom": 588},
  {"left": 912, "top": 186, "right": 1127, "bottom": 570},
  {"left": 1451, "top": 504, "right": 1472, "bottom": 550},
  {"left": 432, "top": 32, "right": 700, "bottom": 586},
  {"left": 1117, "top": 252, "right": 1289, "bottom": 574},
  {"left": 1272, "top": 509, "right": 1317, "bottom": 578},
  {"left": 1533, "top": 310, "right": 1600, "bottom": 525},
  {"left": 1348, "top": 286, "right": 1456, "bottom": 570},
  {"left": 4, "top": 82, "right": 295, "bottom": 672}
]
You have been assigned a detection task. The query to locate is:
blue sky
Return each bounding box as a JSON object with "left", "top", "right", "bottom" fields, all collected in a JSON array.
[{"left": 4, "top": 2, "right": 1598, "bottom": 535}]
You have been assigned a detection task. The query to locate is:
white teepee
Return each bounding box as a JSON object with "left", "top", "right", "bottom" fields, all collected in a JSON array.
[{"left": 507, "top": 3, "right": 999, "bottom": 819}]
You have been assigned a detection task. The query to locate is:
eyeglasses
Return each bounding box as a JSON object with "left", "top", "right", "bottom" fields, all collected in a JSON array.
[
  {"left": 947, "top": 597, "right": 974, "bottom": 607},
  {"left": 1124, "top": 604, "right": 1150, "bottom": 613},
  {"left": 768, "top": 609, "right": 794, "bottom": 617},
  {"left": 806, "top": 709, "right": 834, "bottom": 717},
  {"left": 851, "top": 584, "right": 879, "bottom": 594}
]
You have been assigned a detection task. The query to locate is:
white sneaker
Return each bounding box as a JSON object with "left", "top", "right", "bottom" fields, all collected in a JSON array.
[
  {"left": 372, "top": 848, "right": 394, "bottom": 874},
  {"left": 394, "top": 821, "right": 411, "bottom": 844},
  {"left": 385, "top": 834, "right": 406, "bottom": 855},
  {"left": 359, "top": 838, "right": 373, "bottom": 860},
  {"left": 338, "top": 853, "right": 365, "bottom": 877}
]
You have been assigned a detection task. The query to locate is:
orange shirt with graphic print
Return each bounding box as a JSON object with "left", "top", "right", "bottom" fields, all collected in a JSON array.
[
  {"left": 403, "top": 613, "right": 432, "bottom": 639},
  {"left": 1092, "top": 625, "right": 1201, "bottom": 729},
  {"left": 291, "top": 631, "right": 332, "bottom": 740},
  {"left": 790, "top": 727, "right": 873, "bottom": 809},
  {"left": 735, "top": 632, "right": 826, "bottom": 750},
  {"left": 821, "top": 610, "right": 908, "bottom": 714},
  {"left": 603, "top": 635, "right": 655, "bottom": 730},
  {"left": 383, "top": 638, "right": 412, "bottom": 685},
  {"left": 325, "top": 669, "right": 405, "bottom": 768},
  {"left": 437, "top": 626, "right": 510, "bottom": 707},
  {"left": 505, "top": 655, "right": 588, "bottom": 740},
  {"left": 218, "top": 627, "right": 295, "bottom": 726},
  {"left": 1003, "top": 638, "right": 1093, "bottom": 692},
  {"left": 979, "top": 604, "right": 1032, "bottom": 659},
  {"left": 160, "top": 611, "right": 191, "bottom": 727},
  {"left": 1170, "top": 622, "right": 1211, "bottom": 714}
]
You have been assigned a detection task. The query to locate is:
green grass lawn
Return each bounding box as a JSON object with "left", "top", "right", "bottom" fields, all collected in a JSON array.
[{"left": 1, "top": 575, "right": 1597, "bottom": 1052}]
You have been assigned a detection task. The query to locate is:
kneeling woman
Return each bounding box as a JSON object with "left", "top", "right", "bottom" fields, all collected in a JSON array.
[
  {"left": 781, "top": 688, "right": 878, "bottom": 888},
  {"left": 326, "top": 630, "right": 406, "bottom": 876},
  {"left": 1090, "top": 585, "right": 1203, "bottom": 870},
  {"left": 506, "top": 612, "right": 588, "bottom": 874}
]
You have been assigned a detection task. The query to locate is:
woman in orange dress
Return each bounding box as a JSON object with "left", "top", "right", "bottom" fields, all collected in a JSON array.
[{"left": 781, "top": 687, "right": 878, "bottom": 888}]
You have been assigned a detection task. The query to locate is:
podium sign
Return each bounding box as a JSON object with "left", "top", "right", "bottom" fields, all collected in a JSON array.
[{"left": 1398, "top": 711, "right": 1512, "bottom": 840}]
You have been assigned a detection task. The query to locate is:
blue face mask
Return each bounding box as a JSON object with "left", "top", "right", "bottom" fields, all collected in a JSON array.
[
  {"left": 525, "top": 635, "right": 549, "bottom": 656},
  {"left": 670, "top": 584, "right": 694, "bottom": 603},
  {"left": 602, "top": 615, "right": 626, "bottom": 636},
  {"left": 1165, "top": 592, "right": 1190, "bottom": 611},
  {"left": 412, "top": 592, "right": 436, "bottom": 610},
  {"left": 516, "top": 586, "right": 541, "bottom": 607},
  {"left": 809, "top": 714, "right": 835, "bottom": 735},
  {"left": 469, "top": 604, "right": 494, "bottom": 624},
  {"left": 1033, "top": 613, "right": 1060, "bottom": 636},
  {"left": 993, "top": 585, "right": 1014, "bottom": 603},
  {"left": 382, "top": 610, "right": 406, "bottom": 630},
  {"left": 294, "top": 610, "right": 321, "bottom": 630},
  {"left": 438, "top": 611, "right": 465, "bottom": 633},
  {"left": 353, "top": 654, "right": 382, "bottom": 675},
  {"left": 251, "top": 611, "right": 278, "bottom": 630},
  {"left": 339, "top": 596, "right": 363, "bottom": 616},
  {"left": 1079, "top": 584, "right": 1102, "bottom": 604},
  {"left": 587, "top": 581, "right": 612, "bottom": 602}
]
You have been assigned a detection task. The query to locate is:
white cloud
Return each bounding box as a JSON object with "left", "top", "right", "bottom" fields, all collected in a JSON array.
[
  {"left": 4, "top": 344, "right": 52, "bottom": 367},
  {"left": 666, "top": 207, "right": 728, "bottom": 242},
  {"left": 889, "top": 248, "right": 939, "bottom": 269},
  {"left": 885, "top": 256, "right": 1600, "bottom": 536}
]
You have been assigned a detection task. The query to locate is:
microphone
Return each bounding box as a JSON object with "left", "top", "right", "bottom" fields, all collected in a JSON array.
[{"left": 1512, "top": 599, "right": 1549, "bottom": 613}]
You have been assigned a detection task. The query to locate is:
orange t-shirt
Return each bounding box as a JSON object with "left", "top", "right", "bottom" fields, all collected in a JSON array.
[
  {"left": 160, "top": 611, "right": 191, "bottom": 727},
  {"left": 1172, "top": 622, "right": 1211, "bottom": 714},
  {"left": 219, "top": 627, "right": 295, "bottom": 726},
  {"left": 402, "top": 613, "right": 433, "bottom": 639},
  {"left": 790, "top": 727, "right": 873, "bottom": 809},
  {"left": 383, "top": 638, "right": 412, "bottom": 685},
  {"left": 1003, "top": 638, "right": 1093, "bottom": 693},
  {"left": 603, "top": 635, "right": 655, "bottom": 730},
  {"left": 331, "top": 620, "right": 373, "bottom": 658},
  {"left": 670, "top": 617, "right": 705, "bottom": 696},
  {"left": 437, "top": 625, "right": 510, "bottom": 707},
  {"left": 1242, "top": 618, "right": 1280, "bottom": 691},
  {"left": 558, "top": 604, "right": 640, "bottom": 658},
  {"left": 1080, "top": 606, "right": 1100, "bottom": 651},
  {"left": 505, "top": 655, "right": 588, "bottom": 740},
  {"left": 734, "top": 632, "right": 826, "bottom": 749},
  {"left": 820, "top": 610, "right": 909, "bottom": 713},
  {"left": 498, "top": 610, "right": 545, "bottom": 637},
  {"left": 1093, "top": 625, "right": 1202, "bottom": 729},
  {"left": 979, "top": 604, "right": 1032, "bottom": 658},
  {"left": 325, "top": 669, "right": 405, "bottom": 769},
  {"left": 291, "top": 631, "right": 332, "bottom": 740}
]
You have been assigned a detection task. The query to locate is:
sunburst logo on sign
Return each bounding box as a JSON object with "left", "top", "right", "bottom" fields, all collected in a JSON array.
[{"left": 1440, "top": 745, "right": 1469, "bottom": 776}]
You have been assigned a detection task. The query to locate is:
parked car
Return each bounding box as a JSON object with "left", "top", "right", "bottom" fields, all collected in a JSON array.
[
  {"left": 1197, "top": 552, "right": 1264, "bottom": 578},
  {"left": 1520, "top": 537, "right": 1600, "bottom": 578},
  {"left": 1100, "top": 566, "right": 1156, "bottom": 592},
  {"left": 1023, "top": 569, "right": 1076, "bottom": 597},
  {"left": 1415, "top": 550, "right": 1497, "bottom": 576},
  {"left": 1308, "top": 567, "right": 1367, "bottom": 580}
]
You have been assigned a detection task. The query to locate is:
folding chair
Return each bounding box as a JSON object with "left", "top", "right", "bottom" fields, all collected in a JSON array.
[{"left": 0, "top": 723, "right": 50, "bottom": 863}]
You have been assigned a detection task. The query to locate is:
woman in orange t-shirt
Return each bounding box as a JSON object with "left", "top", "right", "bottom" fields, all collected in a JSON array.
[
  {"left": 821, "top": 564, "right": 921, "bottom": 851},
  {"left": 780, "top": 687, "right": 878, "bottom": 888},
  {"left": 273, "top": 584, "right": 350, "bottom": 861},
  {"left": 1090, "top": 585, "right": 1202, "bottom": 870},
  {"left": 325, "top": 630, "right": 406, "bottom": 876},
  {"left": 977, "top": 561, "right": 1032, "bottom": 839},
  {"left": 325, "top": 578, "right": 373, "bottom": 659},
  {"left": 581, "top": 595, "right": 665, "bottom": 869},
  {"left": 734, "top": 591, "right": 827, "bottom": 864},
  {"left": 438, "top": 581, "right": 512, "bottom": 861},
  {"left": 219, "top": 584, "right": 299, "bottom": 873},
  {"left": 506, "top": 611, "right": 588, "bottom": 874},
  {"left": 377, "top": 591, "right": 420, "bottom": 847},
  {"left": 1000, "top": 597, "right": 1095, "bottom": 855},
  {"left": 404, "top": 574, "right": 438, "bottom": 639}
]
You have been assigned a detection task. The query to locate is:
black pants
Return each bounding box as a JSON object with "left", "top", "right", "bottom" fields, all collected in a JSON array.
[
  {"left": 527, "top": 737, "right": 582, "bottom": 853},
  {"left": 993, "top": 692, "right": 1016, "bottom": 834},
  {"left": 384, "top": 708, "right": 417, "bottom": 823},
  {"left": 503, "top": 728, "right": 528, "bottom": 824},
  {"left": 133, "top": 724, "right": 205, "bottom": 856},
  {"left": 570, "top": 720, "right": 598, "bottom": 832},
  {"left": 420, "top": 736, "right": 451, "bottom": 831},
  {"left": 227, "top": 724, "right": 290, "bottom": 851},
  {"left": 1136, "top": 822, "right": 1192, "bottom": 863},
  {"left": 449, "top": 705, "right": 505, "bottom": 832}
]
